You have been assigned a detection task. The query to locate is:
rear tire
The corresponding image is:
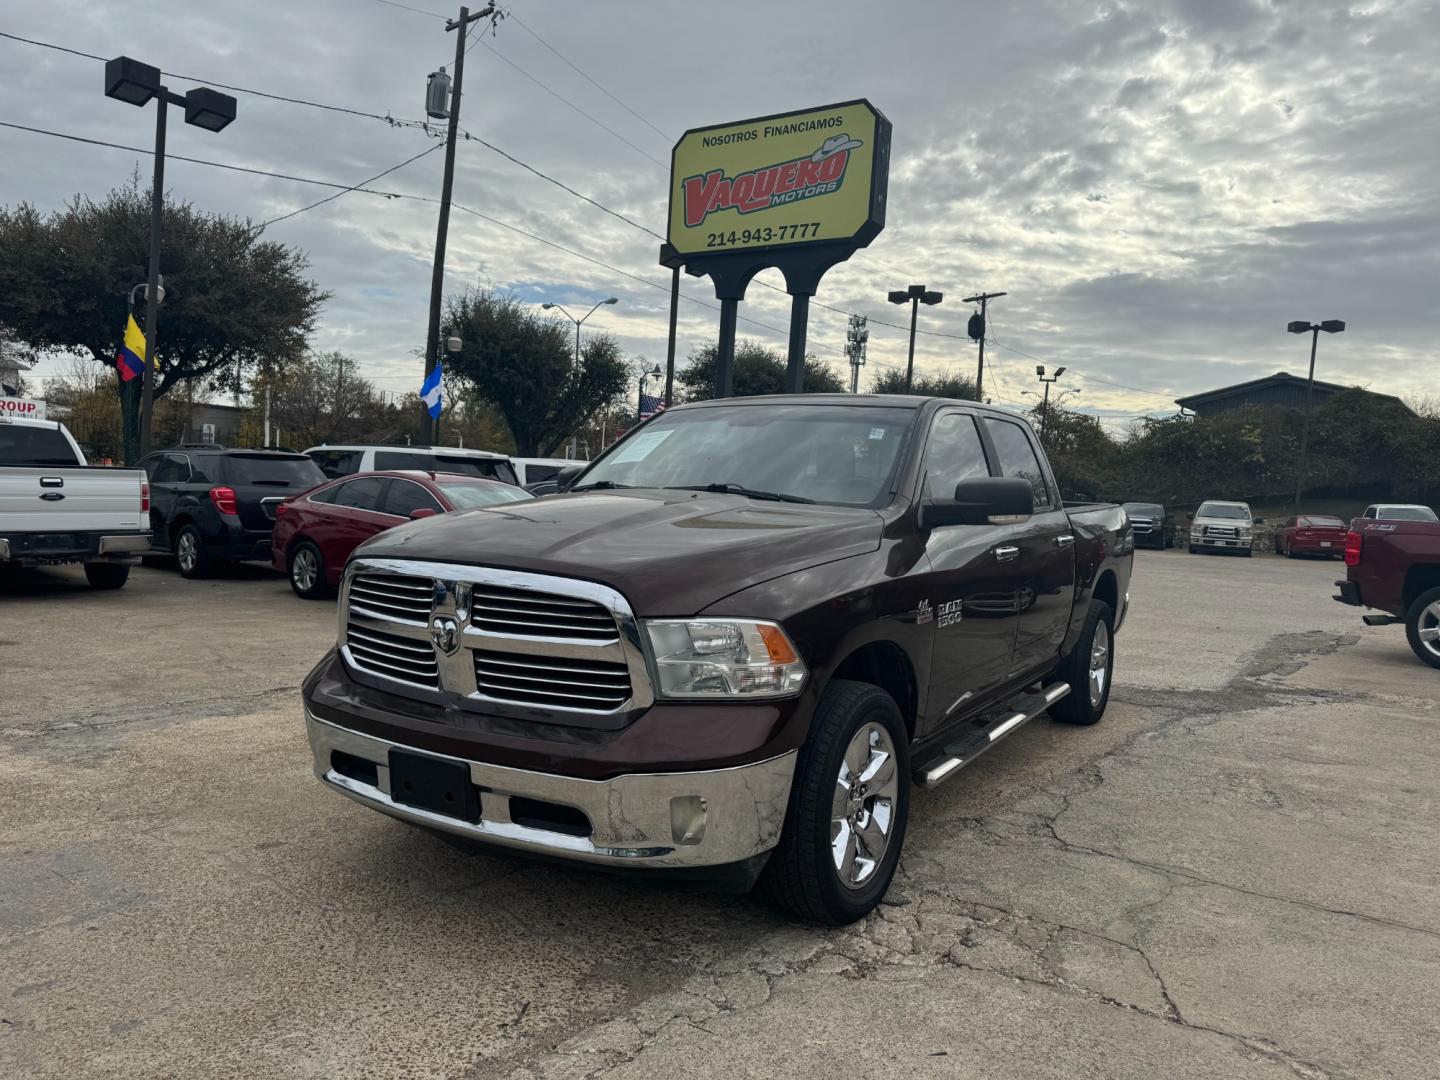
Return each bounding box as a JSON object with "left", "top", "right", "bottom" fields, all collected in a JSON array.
[
  {"left": 288, "top": 540, "right": 330, "bottom": 599},
  {"left": 1404, "top": 586, "right": 1440, "bottom": 671},
  {"left": 1050, "top": 599, "right": 1115, "bottom": 726},
  {"left": 84, "top": 563, "right": 130, "bottom": 590},
  {"left": 174, "top": 524, "right": 211, "bottom": 579},
  {"left": 757, "top": 679, "right": 910, "bottom": 925}
]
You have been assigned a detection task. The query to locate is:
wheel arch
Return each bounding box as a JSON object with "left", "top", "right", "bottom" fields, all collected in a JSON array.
[
  {"left": 1091, "top": 569, "right": 1118, "bottom": 623},
  {"left": 827, "top": 640, "right": 919, "bottom": 741}
]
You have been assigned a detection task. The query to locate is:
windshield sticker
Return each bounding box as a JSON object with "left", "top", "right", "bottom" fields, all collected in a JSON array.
[
  {"left": 610, "top": 429, "right": 674, "bottom": 464},
  {"left": 869, "top": 428, "right": 886, "bottom": 440}
]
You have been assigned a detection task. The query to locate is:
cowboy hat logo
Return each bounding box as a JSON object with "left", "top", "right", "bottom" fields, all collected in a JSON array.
[{"left": 682, "top": 134, "right": 864, "bottom": 228}]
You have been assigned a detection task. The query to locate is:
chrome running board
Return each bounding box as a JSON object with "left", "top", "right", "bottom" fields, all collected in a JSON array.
[{"left": 915, "top": 682, "right": 1071, "bottom": 788}]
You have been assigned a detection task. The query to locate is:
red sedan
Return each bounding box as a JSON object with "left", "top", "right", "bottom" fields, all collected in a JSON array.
[
  {"left": 1275, "top": 514, "right": 1348, "bottom": 558},
  {"left": 270, "top": 470, "right": 533, "bottom": 598}
]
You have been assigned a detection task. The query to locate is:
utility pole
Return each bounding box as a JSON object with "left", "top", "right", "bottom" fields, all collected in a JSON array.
[
  {"left": 846, "top": 315, "right": 869, "bottom": 393},
  {"left": 422, "top": 4, "right": 498, "bottom": 443},
  {"left": 963, "top": 291, "right": 1006, "bottom": 402}
]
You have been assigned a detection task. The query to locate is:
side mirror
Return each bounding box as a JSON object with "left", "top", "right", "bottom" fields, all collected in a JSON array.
[
  {"left": 1254, "top": 517, "right": 1266, "bottom": 525},
  {"left": 409, "top": 508, "right": 438, "bottom": 520},
  {"left": 555, "top": 464, "right": 584, "bottom": 491},
  {"left": 920, "top": 476, "right": 1034, "bottom": 530}
]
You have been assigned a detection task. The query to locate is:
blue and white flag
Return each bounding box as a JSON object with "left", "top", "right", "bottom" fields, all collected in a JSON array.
[{"left": 421, "top": 360, "right": 443, "bottom": 419}]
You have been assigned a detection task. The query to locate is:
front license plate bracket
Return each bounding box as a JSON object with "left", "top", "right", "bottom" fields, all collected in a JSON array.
[{"left": 388, "top": 750, "right": 480, "bottom": 822}]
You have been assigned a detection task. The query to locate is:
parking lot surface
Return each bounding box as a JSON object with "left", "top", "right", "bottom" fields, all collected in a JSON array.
[{"left": 2, "top": 550, "right": 1437, "bottom": 1079}]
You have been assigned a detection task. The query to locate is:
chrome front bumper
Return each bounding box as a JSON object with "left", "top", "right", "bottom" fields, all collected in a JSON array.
[
  {"left": 1190, "top": 535, "right": 1250, "bottom": 549},
  {"left": 306, "top": 712, "right": 796, "bottom": 869}
]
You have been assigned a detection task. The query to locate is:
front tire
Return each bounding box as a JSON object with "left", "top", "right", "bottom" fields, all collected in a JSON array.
[
  {"left": 288, "top": 541, "right": 330, "bottom": 599},
  {"left": 1051, "top": 599, "right": 1115, "bottom": 726},
  {"left": 174, "top": 524, "right": 211, "bottom": 579},
  {"left": 1404, "top": 586, "right": 1440, "bottom": 671},
  {"left": 84, "top": 563, "right": 130, "bottom": 590},
  {"left": 758, "top": 680, "right": 910, "bottom": 925}
]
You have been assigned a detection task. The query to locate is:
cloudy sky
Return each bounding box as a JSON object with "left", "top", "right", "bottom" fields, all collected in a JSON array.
[{"left": 3, "top": 0, "right": 1437, "bottom": 428}]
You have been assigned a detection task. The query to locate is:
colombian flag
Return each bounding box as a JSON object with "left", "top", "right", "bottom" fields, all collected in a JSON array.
[{"left": 116, "top": 315, "right": 147, "bottom": 382}]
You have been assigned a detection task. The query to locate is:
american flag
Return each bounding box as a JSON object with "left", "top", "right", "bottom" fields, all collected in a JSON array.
[{"left": 639, "top": 393, "right": 666, "bottom": 419}]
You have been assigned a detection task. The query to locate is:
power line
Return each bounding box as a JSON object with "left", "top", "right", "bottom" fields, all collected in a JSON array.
[
  {"left": 471, "top": 37, "right": 667, "bottom": 169},
  {"left": 503, "top": 9, "right": 672, "bottom": 143},
  {"left": 258, "top": 142, "right": 444, "bottom": 227},
  {"left": 369, "top": 0, "right": 448, "bottom": 19},
  {"left": 986, "top": 339, "right": 1174, "bottom": 399}
]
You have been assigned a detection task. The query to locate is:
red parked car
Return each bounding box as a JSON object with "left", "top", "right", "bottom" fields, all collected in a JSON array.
[
  {"left": 1275, "top": 514, "right": 1348, "bottom": 558},
  {"left": 270, "top": 470, "right": 533, "bottom": 598}
]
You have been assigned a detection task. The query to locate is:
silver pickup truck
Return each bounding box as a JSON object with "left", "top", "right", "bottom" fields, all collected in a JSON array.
[{"left": 0, "top": 416, "right": 150, "bottom": 589}]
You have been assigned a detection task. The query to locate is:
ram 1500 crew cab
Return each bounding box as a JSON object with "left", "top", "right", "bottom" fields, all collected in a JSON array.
[{"left": 302, "top": 395, "right": 1133, "bottom": 923}]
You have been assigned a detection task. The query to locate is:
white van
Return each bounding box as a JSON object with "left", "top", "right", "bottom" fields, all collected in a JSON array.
[{"left": 303, "top": 444, "right": 518, "bottom": 486}]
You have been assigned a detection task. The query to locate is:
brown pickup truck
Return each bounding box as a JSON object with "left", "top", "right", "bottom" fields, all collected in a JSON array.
[
  {"left": 1335, "top": 517, "right": 1440, "bottom": 669},
  {"left": 302, "top": 395, "right": 1134, "bottom": 923}
]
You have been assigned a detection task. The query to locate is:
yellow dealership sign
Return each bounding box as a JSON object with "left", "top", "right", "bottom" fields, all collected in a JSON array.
[{"left": 667, "top": 99, "right": 891, "bottom": 259}]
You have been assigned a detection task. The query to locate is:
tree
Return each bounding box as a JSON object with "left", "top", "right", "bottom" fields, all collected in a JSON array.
[
  {"left": 0, "top": 178, "right": 328, "bottom": 462},
  {"left": 678, "top": 340, "right": 844, "bottom": 400},
  {"left": 870, "top": 368, "right": 977, "bottom": 400},
  {"left": 256, "top": 351, "right": 377, "bottom": 449},
  {"left": 443, "top": 289, "right": 628, "bottom": 456}
]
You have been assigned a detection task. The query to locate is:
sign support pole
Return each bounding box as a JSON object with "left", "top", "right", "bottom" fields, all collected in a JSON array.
[{"left": 786, "top": 294, "right": 809, "bottom": 393}]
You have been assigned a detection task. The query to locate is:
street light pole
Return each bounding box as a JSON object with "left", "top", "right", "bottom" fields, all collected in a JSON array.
[
  {"left": 887, "top": 285, "right": 943, "bottom": 392},
  {"left": 105, "top": 56, "right": 236, "bottom": 461},
  {"left": 1034, "top": 365, "right": 1066, "bottom": 446},
  {"left": 1287, "top": 319, "right": 1346, "bottom": 512},
  {"left": 542, "top": 297, "right": 619, "bottom": 368}
]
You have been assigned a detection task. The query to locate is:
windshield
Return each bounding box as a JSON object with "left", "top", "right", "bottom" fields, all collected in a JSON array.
[
  {"left": 1376, "top": 506, "right": 1438, "bottom": 522},
  {"left": 1197, "top": 502, "right": 1250, "bottom": 520},
  {"left": 0, "top": 425, "right": 80, "bottom": 466},
  {"left": 435, "top": 480, "right": 534, "bottom": 510},
  {"left": 1123, "top": 503, "right": 1164, "bottom": 517},
  {"left": 224, "top": 454, "right": 326, "bottom": 488},
  {"left": 578, "top": 404, "right": 915, "bottom": 507}
]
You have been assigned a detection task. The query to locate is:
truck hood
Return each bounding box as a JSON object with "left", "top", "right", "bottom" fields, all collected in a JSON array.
[
  {"left": 1193, "top": 516, "right": 1252, "bottom": 527},
  {"left": 354, "top": 488, "right": 884, "bottom": 616}
]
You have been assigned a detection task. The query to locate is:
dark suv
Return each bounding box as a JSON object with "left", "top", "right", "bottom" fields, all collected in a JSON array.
[{"left": 139, "top": 447, "right": 326, "bottom": 578}]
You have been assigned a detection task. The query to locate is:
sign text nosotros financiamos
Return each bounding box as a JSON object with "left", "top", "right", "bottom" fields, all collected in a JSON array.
[{"left": 682, "top": 138, "right": 857, "bottom": 229}]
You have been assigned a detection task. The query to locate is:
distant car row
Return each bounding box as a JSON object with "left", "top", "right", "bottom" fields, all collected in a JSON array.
[
  {"left": 1122, "top": 500, "right": 1436, "bottom": 559},
  {"left": 0, "top": 418, "right": 569, "bottom": 591}
]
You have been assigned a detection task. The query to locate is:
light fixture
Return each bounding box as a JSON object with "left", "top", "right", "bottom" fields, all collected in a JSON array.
[
  {"left": 183, "top": 87, "right": 237, "bottom": 132},
  {"left": 104, "top": 56, "right": 161, "bottom": 106}
]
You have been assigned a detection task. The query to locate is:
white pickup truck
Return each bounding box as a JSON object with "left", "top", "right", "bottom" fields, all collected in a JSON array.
[{"left": 0, "top": 416, "right": 151, "bottom": 589}]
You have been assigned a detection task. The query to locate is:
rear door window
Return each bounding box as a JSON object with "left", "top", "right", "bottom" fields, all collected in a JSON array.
[
  {"left": 373, "top": 451, "right": 436, "bottom": 472},
  {"left": 333, "top": 476, "right": 386, "bottom": 511},
  {"left": 309, "top": 450, "right": 362, "bottom": 479},
  {"left": 149, "top": 454, "right": 189, "bottom": 485},
  {"left": 982, "top": 418, "right": 1053, "bottom": 509},
  {"left": 382, "top": 479, "right": 443, "bottom": 517},
  {"left": 431, "top": 455, "right": 518, "bottom": 485}
]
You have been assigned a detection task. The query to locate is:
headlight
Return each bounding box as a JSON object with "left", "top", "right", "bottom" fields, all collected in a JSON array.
[{"left": 644, "top": 619, "right": 806, "bottom": 699}]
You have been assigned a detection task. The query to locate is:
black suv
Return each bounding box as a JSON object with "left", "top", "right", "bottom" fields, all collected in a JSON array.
[{"left": 138, "top": 447, "right": 326, "bottom": 578}]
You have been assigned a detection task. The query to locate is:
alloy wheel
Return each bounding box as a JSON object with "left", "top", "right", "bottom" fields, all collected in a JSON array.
[
  {"left": 177, "top": 532, "right": 197, "bottom": 574},
  {"left": 1089, "top": 620, "right": 1111, "bottom": 707},
  {"left": 292, "top": 549, "right": 317, "bottom": 593},
  {"left": 831, "top": 722, "right": 899, "bottom": 890},
  {"left": 1420, "top": 601, "right": 1440, "bottom": 659}
]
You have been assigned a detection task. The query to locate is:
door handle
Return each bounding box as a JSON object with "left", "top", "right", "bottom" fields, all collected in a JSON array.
[
  {"left": 993, "top": 545, "right": 1020, "bottom": 562},
  {"left": 1054, "top": 535, "right": 1075, "bottom": 548}
]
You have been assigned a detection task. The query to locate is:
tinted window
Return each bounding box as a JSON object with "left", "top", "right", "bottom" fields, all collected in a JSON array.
[
  {"left": 434, "top": 480, "right": 535, "bottom": 510},
  {"left": 1302, "top": 515, "right": 1345, "bottom": 528},
  {"left": 432, "top": 455, "right": 518, "bottom": 485},
  {"left": 1123, "top": 502, "right": 1164, "bottom": 517},
  {"left": 150, "top": 455, "right": 189, "bottom": 484},
  {"left": 579, "top": 404, "right": 914, "bottom": 508},
  {"left": 333, "top": 477, "right": 385, "bottom": 511},
  {"left": 223, "top": 454, "right": 325, "bottom": 488},
  {"left": 923, "top": 413, "right": 989, "bottom": 500},
  {"left": 374, "top": 451, "right": 436, "bottom": 472},
  {"left": 383, "top": 479, "right": 443, "bottom": 517},
  {"left": 983, "top": 418, "right": 1051, "bottom": 508},
  {"left": 523, "top": 463, "right": 561, "bottom": 485},
  {"left": 308, "top": 483, "right": 339, "bottom": 504},
  {"left": 0, "top": 425, "right": 80, "bottom": 466},
  {"left": 309, "top": 449, "right": 362, "bottom": 479}
]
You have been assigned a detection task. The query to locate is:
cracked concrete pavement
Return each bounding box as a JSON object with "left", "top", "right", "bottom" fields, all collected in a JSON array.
[{"left": 3, "top": 550, "right": 1438, "bottom": 1079}]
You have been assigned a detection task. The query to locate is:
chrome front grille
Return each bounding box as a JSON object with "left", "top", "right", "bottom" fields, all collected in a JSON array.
[
  {"left": 1130, "top": 519, "right": 1154, "bottom": 534},
  {"left": 338, "top": 559, "right": 653, "bottom": 722},
  {"left": 471, "top": 585, "right": 618, "bottom": 641},
  {"left": 474, "top": 650, "right": 632, "bottom": 711},
  {"left": 1205, "top": 525, "right": 1238, "bottom": 538},
  {"left": 349, "top": 573, "right": 434, "bottom": 624},
  {"left": 345, "top": 622, "right": 440, "bottom": 688}
]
